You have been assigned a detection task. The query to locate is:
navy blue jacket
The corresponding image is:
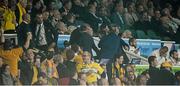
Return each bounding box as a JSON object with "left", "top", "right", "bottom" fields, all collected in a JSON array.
[{"left": 98, "top": 33, "right": 120, "bottom": 59}]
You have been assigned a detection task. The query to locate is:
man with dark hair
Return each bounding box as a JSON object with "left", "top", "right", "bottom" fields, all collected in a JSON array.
[
  {"left": 151, "top": 46, "right": 169, "bottom": 66},
  {"left": 98, "top": 24, "right": 120, "bottom": 64},
  {"left": 129, "top": 37, "right": 140, "bottom": 55},
  {"left": 169, "top": 50, "right": 180, "bottom": 66},
  {"left": 31, "top": 13, "right": 57, "bottom": 51},
  {"left": 147, "top": 56, "right": 160, "bottom": 85},
  {"left": 16, "top": 13, "right": 32, "bottom": 47}
]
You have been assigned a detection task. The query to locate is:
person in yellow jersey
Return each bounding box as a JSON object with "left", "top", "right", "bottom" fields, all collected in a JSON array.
[
  {"left": 76, "top": 51, "right": 104, "bottom": 85},
  {"left": 3, "top": 0, "right": 17, "bottom": 33},
  {"left": 16, "top": 0, "right": 27, "bottom": 25},
  {"left": 0, "top": 26, "right": 32, "bottom": 78},
  {"left": 106, "top": 53, "right": 126, "bottom": 85},
  {"left": 71, "top": 44, "right": 83, "bottom": 64}
]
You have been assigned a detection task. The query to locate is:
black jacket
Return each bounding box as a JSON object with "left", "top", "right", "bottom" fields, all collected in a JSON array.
[
  {"left": 77, "top": 32, "right": 99, "bottom": 55},
  {"left": 147, "top": 66, "right": 160, "bottom": 85}
]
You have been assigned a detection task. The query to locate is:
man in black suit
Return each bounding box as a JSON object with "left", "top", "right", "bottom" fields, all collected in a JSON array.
[
  {"left": 16, "top": 13, "right": 32, "bottom": 47},
  {"left": 31, "top": 13, "right": 58, "bottom": 51},
  {"left": 76, "top": 24, "right": 99, "bottom": 55},
  {"left": 147, "top": 56, "right": 161, "bottom": 85}
]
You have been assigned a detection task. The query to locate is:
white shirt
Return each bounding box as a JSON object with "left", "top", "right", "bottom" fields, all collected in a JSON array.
[
  {"left": 35, "top": 23, "right": 47, "bottom": 46},
  {"left": 169, "top": 57, "right": 180, "bottom": 66},
  {"left": 129, "top": 46, "right": 140, "bottom": 55},
  {"left": 151, "top": 49, "right": 169, "bottom": 66}
]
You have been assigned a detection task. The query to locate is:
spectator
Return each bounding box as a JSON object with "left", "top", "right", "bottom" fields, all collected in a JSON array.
[
  {"left": 18, "top": 49, "right": 38, "bottom": 85},
  {"left": 0, "top": 64, "right": 14, "bottom": 85},
  {"left": 136, "top": 4, "right": 144, "bottom": 19},
  {"left": 129, "top": 37, "right": 140, "bottom": 55},
  {"left": 98, "top": 24, "right": 109, "bottom": 38},
  {"left": 31, "top": 13, "right": 57, "bottom": 51},
  {"left": 99, "top": 24, "right": 120, "bottom": 64},
  {"left": 70, "top": 0, "right": 85, "bottom": 20},
  {"left": 0, "top": 28, "right": 31, "bottom": 77},
  {"left": 111, "top": 0, "right": 125, "bottom": 29},
  {"left": 71, "top": 44, "right": 83, "bottom": 64},
  {"left": 15, "top": 0, "right": 27, "bottom": 25},
  {"left": 106, "top": 53, "right": 125, "bottom": 85},
  {"left": 159, "top": 8, "right": 180, "bottom": 40},
  {"left": 3, "top": 0, "right": 17, "bottom": 33},
  {"left": 59, "top": 0, "right": 72, "bottom": 18},
  {"left": 175, "top": 71, "right": 180, "bottom": 85},
  {"left": 121, "top": 30, "right": 133, "bottom": 38},
  {"left": 136, "top": 75, "right": 148, "bottom": 85},
  {"left": 97, "top": 6, "right": 111, "bottom": 26},
  {"left": 78, "top": 72, "right": 87, "bottom": 85},
  {"left": 159, "top": 61, "right": 175, "bottom": 85},
  {"left": 56, "top": 21, "right": 68, "bottom": 35},
  {"left": 64, "top": 49, "right": 77, "bottom": 77},
  {"left": 125, "top": 71, "right": 136, "bottom": 85},
  {"left": 151, "top": 46, "right": 169, "bottom": 65},
  {"left": 76, "top": 51, "right": 104, "bottom": 85},
  {"left": 169, "top": 50, "right": 180, "bottom": 66},
  {"left": 124, "top": 2, "right": 138, "bottom": 28},
  {"left": 147, "top": 56, "right": 160, "bottom": 85},
  {"left": 31, "top": 0, "right": 46, "bottom": 22},
  {"left": 16, "top": 13, "right": 32, "bottom": 47},
  {"left": 82, "top": 0, "right": 102, "bottom": 33},
  {"left": 76, "top": 24, "right": 99, "bottom": 55}
]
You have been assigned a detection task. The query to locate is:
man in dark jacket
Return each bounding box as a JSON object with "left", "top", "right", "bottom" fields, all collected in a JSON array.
[
  {"left": 147, "top": 56, "right": 160, "bottom": 85},
  {"left": 76, "top": 24, "right": 99, "bottom": 55},
  {"left": 98, "top": 24, "right": 120, "bottom": 64},
  {"left": 31, "top": 13, "right": 58, "bottom": 51},
  {"left": 16, "top": 13, "right": 32, "bottom": 47}
]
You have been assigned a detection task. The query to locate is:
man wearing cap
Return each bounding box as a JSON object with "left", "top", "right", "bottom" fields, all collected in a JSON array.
[{"left": 159, "top": 61, "right": 175, "bottom": 85}]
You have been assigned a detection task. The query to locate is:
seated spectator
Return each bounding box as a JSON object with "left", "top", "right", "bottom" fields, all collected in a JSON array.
[
  {"left": 56, "top": 21, "right": 68, "bottom": 35},
  {"left": 81, "top": 0, "right": 103, "bottom": 33},
  {"left": 106, "top": 53, "right": 125, "bottom": 85},
  {"left": 125, "top": 71, "right": 136, "bottom": 85},
  {"left": 124, "top": 2, "right": 138, "bottom": 28},
  {"left": 0, "top": 64, "right": 14, "bottom": 85},
  {"left": 175, "top": 71, "right": 180, "bottom": 85},
  {"left": 159, "top": 8, "right": 180, "bottom": 40},
  {"left": 110, "top": 0, "right": 125, "bottom": 29},
  {"left": 151, "top": 46, "right": 169, "bottom": 66},
  {"left": 121, "top": 30, "right": 133, "bottom": 38},
  {"left": 159, "top": 61, "right": 175, "bottom": 85},
  {"left": 147, "top": 56, "right": 160, "bottom": 85},
  {"left": 136, "top": 75, "right": 148, "bottom": 85},
  {"left": 97, "top": 6, "right": 111, "bottom": 26},
  {"left": 76, "top": 51, "right": 104, "bottom": 85},
  {"left": 169, "top": 50, "right": 180, "bottom": 66},
  {"left": 129, "top": 38, "right": 140, "bottom": 55},
  {"left": 59, "top": 0, "right": 72, "bottom": 18}
]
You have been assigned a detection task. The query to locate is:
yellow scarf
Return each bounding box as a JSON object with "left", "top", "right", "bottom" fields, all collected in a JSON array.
[
  {"left": 17, "top": 2, "right": 26, "bottom": 24},
  {"left": 111, "top": 63, "right": 125, "bottom": 80}
]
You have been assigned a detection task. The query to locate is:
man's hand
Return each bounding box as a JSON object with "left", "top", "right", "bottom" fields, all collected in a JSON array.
[{"left": 27, "top": 32, "right": 32, "bottom": 40}]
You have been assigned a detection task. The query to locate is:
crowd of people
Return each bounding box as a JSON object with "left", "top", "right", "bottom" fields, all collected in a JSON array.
[{"left": 0, "top": 0, "right": 180, "bottom": 85}]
